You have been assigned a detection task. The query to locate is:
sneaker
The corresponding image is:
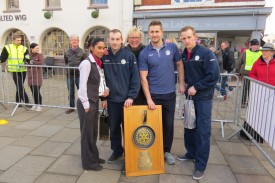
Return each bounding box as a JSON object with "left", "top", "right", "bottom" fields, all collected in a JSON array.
[
  {"left": 193, "top": 170, "right": 204, "bottom": 180},
  {"left": 30, "top": 106, "right": 37, "bottom": 111},
  {"left": 176, "top": 154, "right": 194, "bottom": 161},
  {"left": 108, "top": 154, "right": 122, "bottom": 163},
  {"left": 98, "top": 158, "right": 105, "bottom": 164},
  {"left": 164, "top": 152, "right": 175, "bottom": 165},
  {"left": 36, "top": 106, "right": 43, "bottom": 112}
]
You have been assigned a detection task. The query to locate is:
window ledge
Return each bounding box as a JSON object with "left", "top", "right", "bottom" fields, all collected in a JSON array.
[
  {"left": 42, "top": 8, "right": 62, "bottom": 11},
  {"left": 3, "top": 9, "right": 21, "bottom": 13},
  {"left": 87, "top": 5, "right": 108, "bottom": 9}
]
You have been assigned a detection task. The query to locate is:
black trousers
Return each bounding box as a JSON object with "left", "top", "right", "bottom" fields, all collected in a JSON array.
[
  {"left": 151, "top": 92, "right": 176, "bottom": 153},
  {"left": 77, "top": 99, "right": 100, "bottom": 169},
  {"left": 107, "top": 101, "right": 124, "bottom": 156},
  {"left": 12, "top": 72, "right": 29, "bottom": 103},
  {"left": 30, "top": 85, "right": 42, "bottom": 105}
]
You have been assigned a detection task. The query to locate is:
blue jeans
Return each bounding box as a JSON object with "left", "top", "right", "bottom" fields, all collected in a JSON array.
[
  {"left": 184, "top": 99, "right": 212, "bottom": 171},
  {"left": 67, "top": 77, "right": 79, "bottom": 107},
  {"left": 215, "top": 75, "right": 233, "bottom": 96}
]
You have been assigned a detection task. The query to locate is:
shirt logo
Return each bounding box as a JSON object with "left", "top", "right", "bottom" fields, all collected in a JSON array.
[
  {"left": 121, "top": 59, "right": 126, "bottom": 64},
  {"left": 195, "top": 55, "right": 200, "bottom": 61},
  {"left": 149, "top": 54, "right": 153, "bottom": 57},
  {"left": 104, "top": 60, "right": 110, "bottom": 62},
  {"left": 165, "top": 50, "right": 171, "bottom": 56}
]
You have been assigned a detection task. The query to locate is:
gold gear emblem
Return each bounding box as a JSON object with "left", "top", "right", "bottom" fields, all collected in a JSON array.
[{"left": 133, "top": 126, "right": 155, "bottom": 148}]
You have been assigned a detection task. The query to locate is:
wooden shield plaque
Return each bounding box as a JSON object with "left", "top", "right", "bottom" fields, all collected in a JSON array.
[{"left": 124, "top": 105, "right": 164, "bottom": 177}]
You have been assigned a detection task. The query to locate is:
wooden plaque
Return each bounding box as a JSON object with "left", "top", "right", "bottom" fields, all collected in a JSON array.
[{"left": 124, "top": 105, "right": 164, "bottom": 177}]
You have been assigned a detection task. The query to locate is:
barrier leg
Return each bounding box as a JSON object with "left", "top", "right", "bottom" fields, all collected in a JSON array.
[
  {"left": 227, "top": 128, "right": 241, "bottom": 140},
  {"left": 0, "top": 103, "right": 7, "bottom": 109},
  {"left": 220, "top": 121, "right": 225, "bottom": 138},
  {"left": 11, "top": 104, "right": 20, "bottom": 116}
]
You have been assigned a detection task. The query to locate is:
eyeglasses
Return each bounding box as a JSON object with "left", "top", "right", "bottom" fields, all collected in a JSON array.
[{"left": 129, "top": 37, "right": 140, "bottom": 40}]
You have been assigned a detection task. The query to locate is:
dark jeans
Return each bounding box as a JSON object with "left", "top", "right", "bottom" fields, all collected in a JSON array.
[
  {"left": 30, "top": 85, "right": 42, "bottom": 105},
  {"left": 12, "top": 72, "right": 29, "bottom": 103},
  {"left": 184, "top": 99, "right": 212, "bottom": 171},
  {"left": 107, "top": 101, "right": 124, "bottom": 156},
  {"left": 215, "top": 75, "right": 233, "bottom": 96},
  {"left": 67, "top": 77, "right": 79, "bottom": 107},
  {"left": 151, "top": 92, "right": 176, "bottom": 153}
]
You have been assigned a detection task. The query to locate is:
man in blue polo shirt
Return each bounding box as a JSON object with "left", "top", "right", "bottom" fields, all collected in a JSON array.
[{"left": 139, "top": 20, "right": 185, "bottom": 165}]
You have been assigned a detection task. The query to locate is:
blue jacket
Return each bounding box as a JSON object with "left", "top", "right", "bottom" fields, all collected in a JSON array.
[
  {"left": 102, "top": 47, "right": 140, "bottom": 103},
  {"left": 182, "top": 44, "right": 220, "bottom": 101}
]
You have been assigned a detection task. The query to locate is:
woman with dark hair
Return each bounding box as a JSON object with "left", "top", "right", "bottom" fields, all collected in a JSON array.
[
  {"left": 28, "top": 43, "right": 44, "bottom": 111},
  {"left": 77, "top": 38, "right": 109, "bottom": 171}
]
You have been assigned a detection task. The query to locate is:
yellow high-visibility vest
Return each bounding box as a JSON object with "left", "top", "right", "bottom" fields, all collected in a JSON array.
[
  {"left": 5, "top": 44, "right": 28, "bottom": 72},
  {"left": 244, "top": 49, "right": 262, "bottom": 71}
]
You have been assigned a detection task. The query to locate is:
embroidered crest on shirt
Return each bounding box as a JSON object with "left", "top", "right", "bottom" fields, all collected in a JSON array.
[
  {"left": 121, "top": 59, "right": 126, "bottom": 64},
  {"left": 165, "top": 50, "right": 171, "bottom": 56},
  {"left": 195, "top": 55, "right": 200, "bottom": 61}
]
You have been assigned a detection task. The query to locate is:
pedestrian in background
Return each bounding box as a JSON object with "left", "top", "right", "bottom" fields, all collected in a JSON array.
[
  {"left": 64, "top": 34, "right": 86, "bottom": 114},
  {"left": 178, "top": 26, "right": 219, "bottom": 180},
  {"left": 237, "top": 39, "right": 262, "bottom": 108},
  {"left": 218, "top": 41, "right": 234, "bottom": 100},
  {"left": 27, "top": 43, "right": 44, "bottom": 111},
  {"left": 0, "top": 33, "right": 30, "bottom": 106},
  {"left": 77, "top": 38, "right": 109, "bottom": 171}
]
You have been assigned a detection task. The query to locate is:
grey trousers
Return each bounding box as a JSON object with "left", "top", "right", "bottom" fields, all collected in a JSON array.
[{"left": 77, "top": 99, "right": 100, "bottom": 169}]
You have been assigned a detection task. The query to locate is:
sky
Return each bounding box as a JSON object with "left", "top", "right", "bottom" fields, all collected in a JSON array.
[{"left": 265, "top": 0, "right": 275, "bottom": 35}]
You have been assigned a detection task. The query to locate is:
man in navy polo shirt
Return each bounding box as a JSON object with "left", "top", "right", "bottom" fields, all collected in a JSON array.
[
  {"left": 139, "top": 20, "right": 185, "bottom": 165},
  {"left": 178, "top": 26, "right": 219, "bottom": 180}
]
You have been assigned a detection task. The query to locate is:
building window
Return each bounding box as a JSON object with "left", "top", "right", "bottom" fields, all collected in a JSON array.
[
  {"left": 42, "top": 29, "right": 69, "bottom": 56},
  {"left": 183, "top": 0, "right": 202, "bottom": 2},
  {"left": 88, "top": 0, "right": 108, "bottom": 9},
  {"left": 84, "top": 27, "right": 110, "bottom": 54},
  {"left": 174, "top": 0, "right": 203, "bottom": 2},
  {"left": 46, "top": 0, "right": 61, "bottom": 8},
  {"left": 5, "top": 30, "right": 29, "bottom": 48},
  {"left": 91, "top": 0, "right": 107, "bottom": 5},
  {"left": 6, "top": 0, "right": 19, "bottom": 10}
]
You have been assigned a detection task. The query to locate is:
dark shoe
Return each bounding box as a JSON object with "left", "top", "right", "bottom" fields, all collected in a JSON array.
[
  {"left": 193, "top": 170, "right": 204, "bottom": 180},
  {"left": 176, "top": 154, "right": 194, "bottom": 161},
  {"left": 98, "top": 158, "right": 105, "bottom": 164},
  {"left": 108, "top": 154, "right": 122, "bottom": 163},
  {"left": 84, "top": 164, "right": 103, "bottom": 171},
  {"left": 25, "top": 104, "right": 32, "bottom": 108},
  {"left": 65, "top": 109, "right": 75, "bottom": 114}
]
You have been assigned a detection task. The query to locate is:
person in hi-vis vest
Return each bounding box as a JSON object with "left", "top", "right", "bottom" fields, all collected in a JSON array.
[
  {"left": 237, "top": 39, "right": 262, "bottom": 108},
  {"left": 0, "top": 33, "right": 30, "bottom": 105}
]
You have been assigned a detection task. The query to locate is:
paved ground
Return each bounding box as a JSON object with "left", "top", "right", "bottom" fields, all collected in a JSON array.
[{"left": 0, "top": 96, "right": 275, "bottom": 183}]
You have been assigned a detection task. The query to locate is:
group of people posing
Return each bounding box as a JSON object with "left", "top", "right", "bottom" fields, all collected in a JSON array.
[
  {"left": 1, "top": 19, "right": 274, "bottom": 181},
  {"left": 76, "top": 20, "right": 220, "bottom": 181}
]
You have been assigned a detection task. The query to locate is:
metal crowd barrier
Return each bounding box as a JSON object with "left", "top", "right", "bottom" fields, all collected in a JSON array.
[
  {"left": 175, "top": 73, "right": 240, "bottom": 138},
  {"left": 212, "top": 73, "right": 240, "bottom": 137},
  {"left": 0, "top": 65, "right": 7, "bottom": 109},
  {"left": 228, "top": 76, "right": 275, "bottom": 168},
  {"left": 4, "top": 64, "right": 79, "bottom": 116}
]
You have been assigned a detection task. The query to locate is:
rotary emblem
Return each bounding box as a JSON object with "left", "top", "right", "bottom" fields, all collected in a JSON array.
[{"left": 133, "top": 126, "right": 155, "bottom": 149}]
